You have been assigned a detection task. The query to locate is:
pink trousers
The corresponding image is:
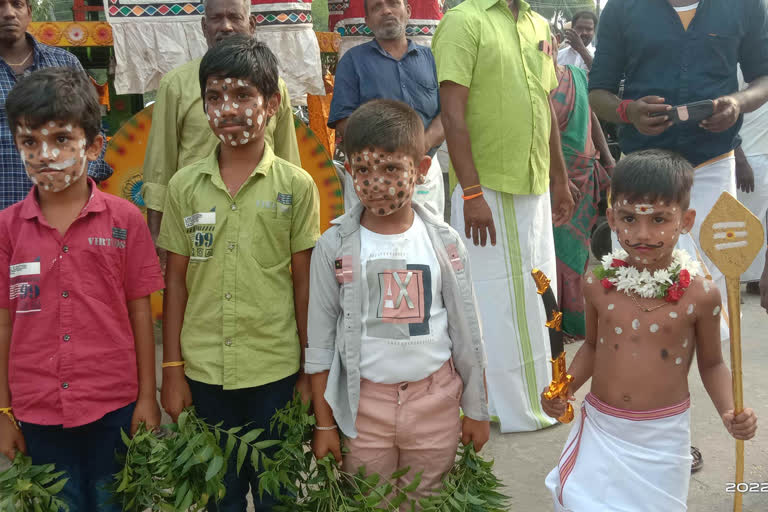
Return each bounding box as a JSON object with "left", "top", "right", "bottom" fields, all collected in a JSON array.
[{"left": 343, "top": 359, "right": 462, "bottom": 508}]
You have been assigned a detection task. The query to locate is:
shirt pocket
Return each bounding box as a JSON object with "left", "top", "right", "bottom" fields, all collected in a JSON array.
[
  {"left": 250, "top": 210, "right": 292, "bottom": 269},
  {"left": 695, "top": 33, "right": 739, "bottom": 74},
  {"left": 82, "top": 245, "right": 124, "bottom": 305}
]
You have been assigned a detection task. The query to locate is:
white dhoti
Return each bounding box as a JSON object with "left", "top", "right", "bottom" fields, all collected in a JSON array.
[
  {"left": 545, "top": 393, "right": 692, "bottom": 512},
  {"left": 612, "top": 153, "right": 735, "bottom": 341},
  {"left": 737, "top": 153, "right": 768, "bottom": 282},
  {"left": 342, "top": 156, "right": 445, "bottom": 217},
  {"left": 450, "top": 186, "right": 557, "bottom": 432}
]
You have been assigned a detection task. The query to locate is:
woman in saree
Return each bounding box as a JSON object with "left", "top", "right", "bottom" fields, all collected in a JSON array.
[{"left": 551, "top": 45, "right": 615, "bottom": 341}]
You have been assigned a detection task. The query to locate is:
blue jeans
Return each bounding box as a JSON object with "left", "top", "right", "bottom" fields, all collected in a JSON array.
[
  {"left": 20, "top": 402, "right": 135, "bottom": 512},
  {"left": 187, "top": 373, "right": 297, "bottom": 512}
]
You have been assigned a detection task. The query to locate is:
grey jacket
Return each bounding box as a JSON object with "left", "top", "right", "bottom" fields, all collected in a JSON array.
[{"left": 305, "top": 202, "right": 489, "bottom": 437}]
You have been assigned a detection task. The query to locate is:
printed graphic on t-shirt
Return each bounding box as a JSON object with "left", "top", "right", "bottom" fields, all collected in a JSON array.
[
  {"left": 184, "top": 210, "right": 216, "bottom": 261},
  {"left": 9, "top": 261, "right": 41, "bottom": 314},
  {"left": 366, "top": 259, "right": 432, "bottom": 338}
]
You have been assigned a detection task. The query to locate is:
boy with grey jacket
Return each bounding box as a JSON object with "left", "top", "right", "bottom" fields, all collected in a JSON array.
[{"left": 306, "top": 99, "right": 490, "bottom": 506}]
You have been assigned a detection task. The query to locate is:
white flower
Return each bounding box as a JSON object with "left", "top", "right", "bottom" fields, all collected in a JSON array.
[{"left": 604, "top": 248, "right": 699, "bottom": 299}]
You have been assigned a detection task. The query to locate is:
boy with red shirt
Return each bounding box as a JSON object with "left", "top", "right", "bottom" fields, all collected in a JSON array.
[{"left": 0, "top": 68, "right": 164, "bottom": 511}]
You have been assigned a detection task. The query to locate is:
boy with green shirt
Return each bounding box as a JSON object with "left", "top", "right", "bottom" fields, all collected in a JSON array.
[{"left": 157, "top": 35, "right": 320, "bottom": 511}]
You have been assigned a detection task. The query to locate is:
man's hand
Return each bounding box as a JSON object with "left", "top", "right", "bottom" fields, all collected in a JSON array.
[
  {"left": 0, "top": 415, "right": 25, "bottom": 461},
  {"left": 564, "top": 29, "right": 586, "bottom": 53},
  {"left": 463, "top": 196, "right": 496, "bottom": 247},
  {"left": 735, "top": 152, "right": 755, "bottom": 193},
  {"left": 541, "top": 387, "right": 575, "bottom": 420},
  {"left": 461, "top": 417, "right": 490, "bottom": 452},
  {"left": 160, "top": 366, "right": 193, "bottom": 423},
  {"left": 701, "top": 95, "right": 741, "bottom": 133},
  {"left": 295, "top": 372, "right": 311, "bottom": 405},
  {"left": 551, "top": 180, "right": 575, "bottom": 227},
  {"left": 722, "top": 408, "right": 758, "bottom": 441},
  {"left": 312, "top": 428, "right": 342, "bottom": 464},
  {"left": 130, "top": 397, "right": 162, "bottom": 436},
  {"left": 626, "top": 96, "right": 673, "bottom": 136}
]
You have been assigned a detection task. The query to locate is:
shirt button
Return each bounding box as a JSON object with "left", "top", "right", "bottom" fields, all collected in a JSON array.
[
  {"left": 224, "top": 292, "right": 232, "bottom": 300},
  {"left": 61, "top": 382, "right": 69, "bottom": 389},
  {"left": 230, "top": 203, "right": 237, "bottom": 211},
  {"left": 225, "top": 338, "right": 233, "bottom": 346},
  {"left": 62, "top": 245, "right": 69, "bottom": 253},
  {"left": 63, "top": 334, "right": 71, "bottom": 342},
  {"left": 401, "top": 383, "right": 408, "bottom": 390},
  {"left": 228, "top": 242, "right": 236, "bottom": 251},
  {"left": 61, "top": 291, "right": 69, "bottom": 298}
]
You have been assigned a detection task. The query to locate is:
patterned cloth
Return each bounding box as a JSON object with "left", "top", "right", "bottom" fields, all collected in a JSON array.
[
  {"left": 550, "top": 65, "right": 609, "bottom": 337},
  {"left": 0, "top": 34, "right": 113, "bottom": 210}
]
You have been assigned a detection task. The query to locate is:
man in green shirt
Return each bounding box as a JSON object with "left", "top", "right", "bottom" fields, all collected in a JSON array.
[
  {"left": 143, "top": 0, "right": 301, "bottom": 270},
  {"left": 432, "top": 0, "right": 574, "bottom": 433},
  {"left": 158, "top": 36, "right": 319, "bottom": 511}
]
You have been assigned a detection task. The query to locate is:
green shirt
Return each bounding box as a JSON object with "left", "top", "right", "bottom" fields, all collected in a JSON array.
[
  {"left": 432, "top": 0, "right": 558, "bottom": 196},
  {"left": 142, "top": 58, "right": 302, "bottom": 212},
  {"left": 157, "top": 144, "right": 320, "bottom": 389}
]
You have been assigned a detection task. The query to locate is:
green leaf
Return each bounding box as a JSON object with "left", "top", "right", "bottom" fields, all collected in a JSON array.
[
  {"left": 205, "top": 455, "right": 224, "bottom": 482},
  {"left": 240, "top": 428, "right": 264, "bottom": 444},
  {"left": 236, "top": 440, "right": 249, "bottom": 475}
]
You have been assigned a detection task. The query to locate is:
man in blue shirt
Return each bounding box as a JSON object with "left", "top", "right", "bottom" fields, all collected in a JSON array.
[
  {"left": 0, "top": 0, "right": 112, "bottom": 210},
  {"left": 328, "top": 0, "right": 445, "bottom": 215}
]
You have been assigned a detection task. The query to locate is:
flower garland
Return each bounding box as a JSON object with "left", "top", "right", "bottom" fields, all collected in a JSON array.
[{"left": 593, "top": 249, "right": 701, "bottom": 302}]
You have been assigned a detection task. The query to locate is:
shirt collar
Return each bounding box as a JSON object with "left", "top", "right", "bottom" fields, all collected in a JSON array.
[
  {"left": 479, "top": 0, "right": 530, "bottom": 12},
  {"left": 26, "top": 33, "right": 49, "bottom": 68},
  {"left": 201, "top": 142, "right": 275, "bottom": 177},
  {"left": 19, "top": 178, "right": 106, "bottom": 221},
  {"left": 371, "top": 38, "right": 419, "bottom": 59}
]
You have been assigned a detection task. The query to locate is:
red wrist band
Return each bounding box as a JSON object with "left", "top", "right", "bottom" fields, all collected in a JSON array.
[{"left": 617, "top": 99, "right": 634, "bottom": 124}]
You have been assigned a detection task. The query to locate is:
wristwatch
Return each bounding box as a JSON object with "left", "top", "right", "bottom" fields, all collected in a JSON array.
[{"left": 617, "top": 99, "right": 634, "bottom": 124}]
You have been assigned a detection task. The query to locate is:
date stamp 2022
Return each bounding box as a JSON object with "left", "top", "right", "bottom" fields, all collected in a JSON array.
[{"left": 725, "top": 482, "right": 768, "bottom": 493}]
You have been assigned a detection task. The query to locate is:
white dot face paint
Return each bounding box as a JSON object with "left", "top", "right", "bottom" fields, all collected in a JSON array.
[
  {"left": 350, "top": 148, "right": 418, "bottom": 216},
  {"left": 703, "top": 281, "right": 711, "bottom": 293},
  {"left": 615, "top": 327, "right": 623, "bottom": 335},
  {"left": 600, "top": 337, "right": 604, "bottom": 344},
  {"left": 608, "top": 304, "right": 614, "bottom": 310},
  {"left": 675, "top": 357, "right": 683, "bottom": 365},
  {"left": 633, "top": 203, "right": 655, "bottom": 215},
  {"left": 687, "top": 304, "right": 694, "bottom": 315},
  {"left": 587, "top": 276, "right": 593, "bottom": 284},
  {"left": 650, "top": 324, "right": 659, "bottom": 333},
  {"left": 16, "top": 121, "right": 89, "bottom": 193},
  {"left": 713, "top": 306, "right": 721, "bottom": 316},
  {"left": 204, "top": 76, "right": 269, "bottom": 148},
  {"left": 632, "top": 319, "right": 640, "bottom": 330},
  {"left": 669, "top": 312, "right": 678, "bottom": 319}
]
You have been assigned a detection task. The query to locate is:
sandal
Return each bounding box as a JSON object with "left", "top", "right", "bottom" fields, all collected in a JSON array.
[{"left": 691, "top": 446, "right": 703, "bottom": 474}]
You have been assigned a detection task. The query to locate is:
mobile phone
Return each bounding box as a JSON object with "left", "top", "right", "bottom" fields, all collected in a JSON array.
[{"left": 649, "top": 100, "right": 714, "bottom": 124}]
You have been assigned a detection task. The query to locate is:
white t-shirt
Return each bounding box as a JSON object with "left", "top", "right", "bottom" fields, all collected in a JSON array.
[
  {"left": 359, "top": 215, "right": 452, "bottom": 383},
  {"left": 738, "top": 67, "right": 768, "bottom": 157},
  {"left": 557, "top": 43, "right": 595, "bottom": 71}
]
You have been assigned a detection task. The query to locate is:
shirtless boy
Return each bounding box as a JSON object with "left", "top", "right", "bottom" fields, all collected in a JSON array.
[{"left": 542, "top": 149, "right": 758, "bottom": 512}]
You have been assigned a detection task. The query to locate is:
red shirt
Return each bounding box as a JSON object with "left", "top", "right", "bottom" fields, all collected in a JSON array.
[{"left": 0, "top": 181, "right": 164, "bottom": 427}]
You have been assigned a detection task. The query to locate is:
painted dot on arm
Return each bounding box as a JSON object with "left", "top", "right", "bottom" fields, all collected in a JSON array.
[
  {"left": 608, "top": 304, "right": 614, "bottom": 310},
  {"left": 713, "top": 305, "right": 721, "bottom": 316},
  {"left": 682, "top": 338, "right": 688, "bottom": 348},
  {"left": 587, "top": 276, "right": 593, "bottom": 284},
  {"left": 675, "top": 357, "right": 683, "bottom": 365},
  {"left": 615, "top": 327, "right": 623, "bottom": 335},
  {"left": 669, "top": 312, "right": 678, "bottom": 318},
  {"left": 687, "top": 304, "right": 694, "bottom": 315},
  {"left": 650, "top": 324, "right": 659, "bottom": 333},
  {"left": 632, "top": 319, "right": 640, "bottom": 330}
]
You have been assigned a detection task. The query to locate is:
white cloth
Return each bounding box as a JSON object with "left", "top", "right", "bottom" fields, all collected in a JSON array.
[
  {"left": 738, "top": 154, "right": 768, "bottom": 282},
  {"left": 359, "top": 215, "right": 452, "bottom": 383},
  {"left": 105, "top": 2, "right": 324, "bottom": 99},
  {"left": 556, "top": 43, "right": 594, "bottom": 72},
  {"left": 450, "top": 186, "right": 557, "bottom": 432},
  {"left": 545, "top": 393, "right": 692, "bottom": 512},
  {"left": 611, "top": 154, "right": 735, "bottom": 341},
  {"left": 738, "top": 67, "right": 768, "bottom": 157},
  {"left": 343, "top": 156, "right": 445, "bottom": 217}
]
